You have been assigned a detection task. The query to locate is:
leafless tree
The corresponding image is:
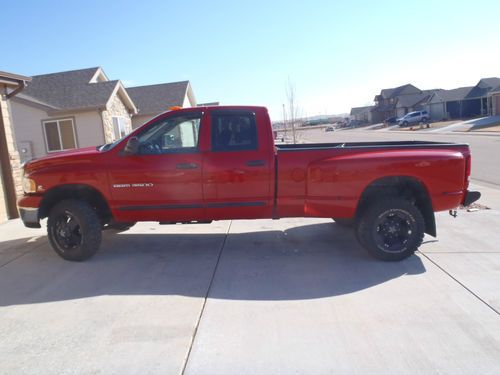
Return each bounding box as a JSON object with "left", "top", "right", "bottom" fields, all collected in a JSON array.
[{"left": 285, "top": 78, "right": 300, "bottom": 143}]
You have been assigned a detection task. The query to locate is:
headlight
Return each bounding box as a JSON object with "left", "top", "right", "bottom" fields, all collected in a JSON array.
[{"left": 23, "top": 176, "right": 37, "bottom": 194}]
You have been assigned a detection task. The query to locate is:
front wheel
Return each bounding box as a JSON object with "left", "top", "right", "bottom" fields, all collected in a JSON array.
[
  {"left": 47, "top": 199, "right": 102, "bottom": 261},
  {"left": 333, "top": 218, "right": 353, "bottom": 227},
  {"left": 356, "top": 198, "right": 425, "bottom": 261}
]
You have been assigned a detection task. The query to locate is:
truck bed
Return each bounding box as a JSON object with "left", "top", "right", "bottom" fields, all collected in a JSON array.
[{"left": 276, "top": 140, "right": 468, "bottom": 151}]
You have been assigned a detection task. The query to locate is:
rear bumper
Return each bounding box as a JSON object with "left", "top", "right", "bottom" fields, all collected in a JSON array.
[{"left": 463, "top": 190, "right": 481, "bottom": 206}]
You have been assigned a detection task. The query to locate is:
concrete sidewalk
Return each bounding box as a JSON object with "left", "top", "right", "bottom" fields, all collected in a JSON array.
[{"left": 0, "top": 183, "right": 499, "bottom": 374}]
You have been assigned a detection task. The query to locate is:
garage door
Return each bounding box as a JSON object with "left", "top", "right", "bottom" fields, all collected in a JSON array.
[{"left": 430, "top": 103, "right": 445, "bottom": 121}]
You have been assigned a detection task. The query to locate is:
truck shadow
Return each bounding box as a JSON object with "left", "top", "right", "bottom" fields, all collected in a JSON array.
[{"left": 0, "top": 222, "right": 426, "bottom": 307}]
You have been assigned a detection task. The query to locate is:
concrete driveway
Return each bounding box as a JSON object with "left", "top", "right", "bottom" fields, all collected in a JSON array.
[{"left": 1, "top": 183, "right": 500, "bottom": 374}]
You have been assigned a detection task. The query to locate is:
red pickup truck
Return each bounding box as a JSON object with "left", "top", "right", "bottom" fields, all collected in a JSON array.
[{"left": 19, "top": 106, "right": 480, "bottom": 262}]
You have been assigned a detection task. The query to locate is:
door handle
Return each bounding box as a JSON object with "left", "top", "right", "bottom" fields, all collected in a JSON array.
[
  {"left": 245, "top": 160, "right": 265, "bottom": 167},
  {"left": 176, "top": 162, "right": 198, "bottom": 169}
]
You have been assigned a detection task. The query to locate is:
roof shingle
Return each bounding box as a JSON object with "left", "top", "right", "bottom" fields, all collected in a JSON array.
[
  {"left": 127, "top": 81, "right": 189, "bottom": 115},
  {"left": 20, "top": 67, "right": 119, "bottom": 111}
]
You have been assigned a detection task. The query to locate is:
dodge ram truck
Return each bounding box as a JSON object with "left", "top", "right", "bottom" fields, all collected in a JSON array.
[{"left": 18, "top": 106, "right": 480, "bottom": 261}]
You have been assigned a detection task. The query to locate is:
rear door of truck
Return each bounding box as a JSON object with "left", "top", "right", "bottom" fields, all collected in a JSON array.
[{"left": 202, "top": 108, "right": 274, "bottom": 220}]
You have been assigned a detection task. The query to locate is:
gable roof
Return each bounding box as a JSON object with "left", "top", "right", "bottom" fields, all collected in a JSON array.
[
  {"left": 466, "top": 77, "right": 500, "bottom": 99},
  {"left": 350, "top": 106, "right": 373, "bottom": 115},
  {"left": 17, "top": 67, "right": 136, "bottom": 114},
  {"left": 379, "top": 84, "right": 421, "bottom": 99},
  {"left": 432, "top": 86, "right": 473, "bottom": 102},
  {"left": 396, "top": 92, "right": 431, "bottom": 108},
  {"left": 127, "top": 81, "right": 194, "bottom": 116}
]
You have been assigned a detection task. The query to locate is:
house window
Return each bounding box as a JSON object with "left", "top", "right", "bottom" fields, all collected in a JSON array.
[
  {"left": 112, "top": 117, "right": 128, "bottom": 140},
  {"left": 43, "top": 118, "right": 77, "bottom": 152}
]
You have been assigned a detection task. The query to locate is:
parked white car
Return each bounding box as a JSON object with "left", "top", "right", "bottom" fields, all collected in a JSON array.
[{"left": 398, "top": 111, "right": 430, "bottom": 127}]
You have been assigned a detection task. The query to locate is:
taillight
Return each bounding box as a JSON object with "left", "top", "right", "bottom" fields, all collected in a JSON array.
[{"left": 464, "top": 154, "right": 471, "bottom": 190}]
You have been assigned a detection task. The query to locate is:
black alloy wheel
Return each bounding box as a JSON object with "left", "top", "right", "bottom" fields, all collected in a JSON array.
[
  {"left": 356, "top": 198, "right": 425, "bottom": 261},
  {"left": 47, "top": 199, "right": 102, "bottom": 261}
]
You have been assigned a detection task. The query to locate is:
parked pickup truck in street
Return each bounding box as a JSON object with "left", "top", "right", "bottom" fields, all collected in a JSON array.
[{"left": 19, "top": 106, "right": 480, "bottom": 261}]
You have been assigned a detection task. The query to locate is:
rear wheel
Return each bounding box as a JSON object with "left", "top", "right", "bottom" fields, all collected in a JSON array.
[
  {"left": 356, "top": 198, "right": 425, "bottom": 261},
  {"left": 47, "top": 199, "right": 102, "bottom": 261}
]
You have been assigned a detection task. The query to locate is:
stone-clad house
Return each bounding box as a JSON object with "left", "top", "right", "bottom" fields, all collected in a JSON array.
[
  {"left": 0, "top": 71, "right": 31, "bottom": 222},
  {"left": 9, "top": 67, "right": 137, "bottom": 162}
]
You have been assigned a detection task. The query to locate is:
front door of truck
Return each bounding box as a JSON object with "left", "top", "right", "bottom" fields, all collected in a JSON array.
[
  {"left": 109, "top": 111, "right": 205, "bottom": 222},
  {"left": 202, "top": 109, "right": 273, "bottom": 220}
]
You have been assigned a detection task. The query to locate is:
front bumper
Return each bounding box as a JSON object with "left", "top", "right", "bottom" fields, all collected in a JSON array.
[
  {"left": 19, "top": 207, "right": 41, "bottom": 228},
  {"left": 18, "top": 195, "right": 42, "bottom": 228},
  {"left": 463, "top": 190, "right": 481, "bottom": 206}
]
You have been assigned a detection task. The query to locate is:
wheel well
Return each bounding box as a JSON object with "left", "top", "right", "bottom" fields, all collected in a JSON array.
[
  {"left": 355, "top": 176, "right": 436, "bottom": 237},
  {"left": 39, "top": 184, "right": 112, "bottom": 224}
]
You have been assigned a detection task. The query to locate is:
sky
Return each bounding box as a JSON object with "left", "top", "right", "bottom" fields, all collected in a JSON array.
[{"left": 3, "top": 0, "right": 500, "bottom": 120}]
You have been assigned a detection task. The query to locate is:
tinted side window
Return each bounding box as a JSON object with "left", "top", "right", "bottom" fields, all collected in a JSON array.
[{"left": 211, "top": 112, "right": 258, "bottom": 152}]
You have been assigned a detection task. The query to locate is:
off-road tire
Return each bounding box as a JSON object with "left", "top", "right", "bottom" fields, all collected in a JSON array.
[
  {"left": 47, "top": 199, "right": 102, "bottom": 261},
  {"left": 105, "top": 222, "right": 136, "bottom": 232},
  {"left": 333, "top": 218, "right": 353, "bottom": 227},
  {"left": 356, "top": 198, "right": 425, "bottom": 261}
]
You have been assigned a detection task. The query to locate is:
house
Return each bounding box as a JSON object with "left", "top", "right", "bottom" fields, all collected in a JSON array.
[
  {"left": 489, "top": 85, "right": 500, "bottom": 116},
  {"left": 9, "top": 67, "right": 137, "bottom": 162},
  {"left": 394, "top": 90, "right": 437, "bottom": 118},
  {"left": 127, "top": 81, "right": 196, "bottom": 129},
  {"left": 464, "top": 77, "right": 500, "bottom": 117},
  {"left": 425, "top": 86, "right": 474, "bottom": 120},
  {"left": 371, "top": 84, "right": 422, "bottom": 123},
  {"left": 0, "top": 70, "right": 31, "bottom": 222},
  {"left": 350, "top": 106, "right": 374, "bottom": 123}
]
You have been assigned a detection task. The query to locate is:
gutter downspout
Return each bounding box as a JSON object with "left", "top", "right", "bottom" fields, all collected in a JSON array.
[{"left": 6, "top": 81, "right": 25, "bottom": 99}]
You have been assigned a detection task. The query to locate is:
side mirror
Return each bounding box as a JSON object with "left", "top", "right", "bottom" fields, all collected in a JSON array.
[{"left": 124, "top": 136, "right": 139, "bottom": 155}]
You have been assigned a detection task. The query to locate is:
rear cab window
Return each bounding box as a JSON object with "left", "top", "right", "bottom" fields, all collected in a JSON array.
[{"left": 211, "top": 111, "right": 258, "bottom": 152}]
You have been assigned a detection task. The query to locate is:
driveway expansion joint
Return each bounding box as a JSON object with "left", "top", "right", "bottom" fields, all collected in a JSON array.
[
  {"left": 180, "top": 220, "right": 232, "bottom": 375},
  {"left": 419, "top": 252, "right": 500, "bottom": 316}
]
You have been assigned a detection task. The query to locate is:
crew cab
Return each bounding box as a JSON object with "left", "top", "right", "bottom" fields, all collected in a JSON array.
[{"left": 19, "top": 106, "right": 480, "bottom": 262}]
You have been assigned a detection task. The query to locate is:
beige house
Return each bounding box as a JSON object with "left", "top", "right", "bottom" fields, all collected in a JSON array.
[
  {"left": 0, "top": 71, "right": 31, "bottom": 222},
  {"left": 10, "top": 67, "right": 137, "bottom": 162},
  {"left": 127, "top": 81, "right": 196, "bottom": 129}
]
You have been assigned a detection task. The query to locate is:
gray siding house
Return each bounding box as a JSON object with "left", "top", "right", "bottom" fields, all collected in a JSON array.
[{"left": 9, "top": 67, "right": 137, "bottom": 161}]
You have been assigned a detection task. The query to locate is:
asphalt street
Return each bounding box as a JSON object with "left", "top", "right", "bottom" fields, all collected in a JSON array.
[{"left": 298, "top": 128, "right": 500, "bottom": 187}]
